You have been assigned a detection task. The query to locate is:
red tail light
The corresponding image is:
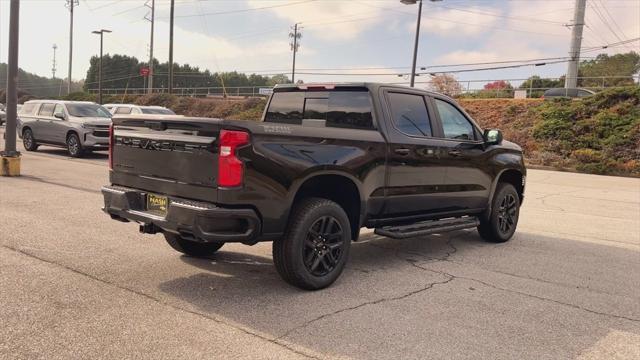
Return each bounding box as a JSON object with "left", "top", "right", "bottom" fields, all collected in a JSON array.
[
  {"left": 218, "top": 130, "right": 249, "bottom": 187},
  {"left": 108, "top": 124, "right": 114, "bottom": 170}
]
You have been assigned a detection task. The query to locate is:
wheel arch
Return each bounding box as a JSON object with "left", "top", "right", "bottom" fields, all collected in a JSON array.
[
  {"left": 289, "top": 172, "right": 364, "bottom": 241},
  {"left": 66, "top": 129, "right": 80, "bottom": 141},
  {"left": 489, "top": 168, "right": 525, "bottom": 205}
]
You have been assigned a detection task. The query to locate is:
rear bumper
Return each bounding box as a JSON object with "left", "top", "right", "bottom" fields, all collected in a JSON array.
[{"left": 102, "top": 185, "right": 261, "bottom": 244}]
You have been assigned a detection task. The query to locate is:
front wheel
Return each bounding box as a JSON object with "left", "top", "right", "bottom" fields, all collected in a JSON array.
[
  {"left": 273, "top": 197, "right": 351, "bottom": 290},
  {"left": 66, "top": 132, "right": 84, "bottom": 158},
  {"left": 478, "top": 183, "right": 521, "bottom": 243},
  {"left": 164, "top": 233, "right": 225, "bottom": 257}
]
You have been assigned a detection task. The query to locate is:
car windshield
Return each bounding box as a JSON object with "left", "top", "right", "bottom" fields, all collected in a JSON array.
[
  {"left": 66, "top": 103, "right": 111, "bottom": 118},
  {"left": 141, "top": 108, "right": 175, "bottom": 115}
]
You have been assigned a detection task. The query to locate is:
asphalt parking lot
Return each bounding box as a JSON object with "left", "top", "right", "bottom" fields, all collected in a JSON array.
[{"left": 1, "top": 127, "right": 639, "bottom": 359}]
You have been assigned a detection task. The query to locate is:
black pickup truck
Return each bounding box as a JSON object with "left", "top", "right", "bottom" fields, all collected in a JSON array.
[{"left": 102, "top": 83, "right": 526, "bottom": 290}]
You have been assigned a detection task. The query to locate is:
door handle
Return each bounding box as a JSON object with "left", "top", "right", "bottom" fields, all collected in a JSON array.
[
  {"left": 394, "top": 148, "right": 410, "bottom": 156},
  {"left": 448, "top": 150, "right": 462, "bottom": 157}
]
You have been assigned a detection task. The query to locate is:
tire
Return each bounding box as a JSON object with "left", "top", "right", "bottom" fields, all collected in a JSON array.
[
  {"left": 164, "top": 233, "right": 224, "bottom": 257},
  {"left": 66, "top": 132, "right": 84, "bottom": 158},
  {"left": 22, "top": 128, "right": 39, "bottom": 151},
  {"left": 478, "top": 182, "right": 521, "bottom": 243},
  {"left": 273, "top": 197, "right": 352, "bottom": 290}
]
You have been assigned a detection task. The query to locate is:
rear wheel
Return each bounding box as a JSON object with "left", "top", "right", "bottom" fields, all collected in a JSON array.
[
  {"left": 273, "top": 197, "right": 351, "bottom": 290},
  {"left": 22, "top": 128, "right": 39, "bottom": 151},
  {"left": 66, "top": 132, "right": 84, "bottom": 158},
  {"left": 478, "top": 183, "right": 520, "bottom": 243},
  {"left": 164, "top": 233, "right": 225, "bottom": 257}
]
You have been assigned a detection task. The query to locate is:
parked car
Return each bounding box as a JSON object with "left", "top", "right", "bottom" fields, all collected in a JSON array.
[
  {"left": 102, "top": 83, "right": 526, "bottom": 290},
  {"left": 0, "top": 104, "right": 23, "bottom": 126},
  {"left": 103, "top": 104, "right": 176, "bottom": 115},
  {"left": 542, "top": 87, "right": 595, "bottom": 99},
  {"left": 17, "top": 100, "right": 112, "bottom": 157}
]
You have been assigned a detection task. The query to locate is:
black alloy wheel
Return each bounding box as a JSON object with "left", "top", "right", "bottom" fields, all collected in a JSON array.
[
  {"left": 273, "top": 197, "right": 352, "bottom": 290},
  {"left": 497, "top": 193, "right": 517, "bottom": 236},
  {"left": 478, "top": 182, "right": 520, "bottom": 243},
  {"left": 303, "top": 216, "right": 345, "bottom": 277}
]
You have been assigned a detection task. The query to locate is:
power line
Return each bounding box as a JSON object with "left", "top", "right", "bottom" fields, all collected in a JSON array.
[
  {"left": 170, "top": 0, "right": 317, "bottom": 18},
  {"left": 354, "top": 1, "right": 568, "bottom": 38},
  {"left": 589, "top": 1, "right": 624, "bottom": 44},
  {"left": 90, "top": 0, "right": 125, "bottom": 11},
  {"left": 429, "top": 3, "right": 567, "bottom": 25},
  {"left": 581, "top": 37, "right": 640, "bottom": 52},
  {"left": 113, "top": 4, "right": 145, "bottom": 16}
]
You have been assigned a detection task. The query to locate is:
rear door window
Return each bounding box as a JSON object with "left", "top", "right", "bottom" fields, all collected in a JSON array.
[
  {"left": 38, "top": 103, "right": 55, "bottom": 117},
  {"left": 265, "top": 90, "right": 374, "bottom": 129},
  {"left": 387, "top": 92, "right": 432, "bottom": 137}
]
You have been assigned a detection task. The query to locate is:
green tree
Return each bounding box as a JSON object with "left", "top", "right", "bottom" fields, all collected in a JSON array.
[
  {"left": 84, "top": 54, "right": 290, "bottom": 93},
  {"left": 578, "top": 52, "right": 640, "bottom": 87},
  {"left": 0, "top": 63, "right": 82, "bottom": 99}
]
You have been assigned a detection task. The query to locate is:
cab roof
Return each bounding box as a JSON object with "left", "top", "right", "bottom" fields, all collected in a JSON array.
[{"left": 273, "top": 82, "right": 451, "bottom": 100}]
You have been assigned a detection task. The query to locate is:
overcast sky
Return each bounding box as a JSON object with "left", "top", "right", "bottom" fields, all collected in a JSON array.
[{"left": 0, "top": 0, "right": 638, "bottom": 89}]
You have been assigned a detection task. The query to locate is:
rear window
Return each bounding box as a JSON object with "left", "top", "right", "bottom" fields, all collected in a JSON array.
[
  {"left": 115, "top": 107, "right": 132, "bottom": 115},
  {"left": 141, "top": 107, "right": 175, "bottom": 115},
  {"left": 265, "top": 90, "right": 374, "bottom": 130},
  {"left": 20, "top": 103, "right": 37, "bottom": 115}
]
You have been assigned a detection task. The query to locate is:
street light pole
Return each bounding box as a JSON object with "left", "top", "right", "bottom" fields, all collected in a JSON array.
[
  {"left": 409, "top": 0, "right": 422, "bottom": 88},
  {"left": 1, "top": 0, "right": 21, "bottom": 176},
  {"left": 92, "top": 29, "right": 111, "bottom": 105},
  {"left": 401, "top": 0, "right": 441, "bottom": 87},
  {"left": 168, "top": 0, "right": 175, "bottom": 94}
]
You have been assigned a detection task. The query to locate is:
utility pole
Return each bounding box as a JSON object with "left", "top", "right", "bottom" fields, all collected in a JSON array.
[
  {"left": 66, "top": 0, "right": 78, "bottom": 95},
  {"left": 145, "top": 0, "right": 155, "bottom": 94},
  {"left": 1, "top": 0, "right": 21, "bottom": 176},
  {"left": 52, "top": 44, "right": 58, "bottom": 79},
  {"left": 289, "top": 23, "right": 302, "bottom": 84},
  {"left": 92, "top": 29, "right": 111, "bottom": 105},
  {"left": 565, "top": 0, "right": 586, "bottom": 89},
  {"left": 168, "top": 0, "right": 175, "bottom": 94}
]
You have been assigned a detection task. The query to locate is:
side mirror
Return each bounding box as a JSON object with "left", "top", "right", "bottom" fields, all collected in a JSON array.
[
  {"left": 484, "top": 129, "right": 503, "bottom": 145},
  {"left": 54, "top": 112, "right": 66, "bottom": 120}
]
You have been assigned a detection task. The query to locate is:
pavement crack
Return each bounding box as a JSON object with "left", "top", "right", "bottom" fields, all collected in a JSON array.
[
  {"left": 406, "top": 259, "right": 640, "bottom": 324},
  {"left": 277, "top": 275, "right": 455, "bottom": 340},
  {"left": 2, "top": 244, "right": 320, "bottom": 360}
]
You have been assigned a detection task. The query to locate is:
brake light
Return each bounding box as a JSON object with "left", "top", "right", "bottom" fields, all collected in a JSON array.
[
  {"left": 297, "top": 84, "right": 336, "bottom": 90},
  {"left": 218, "top": 130, "right": 249, "bottom": 187},
  {"left": 108, "top": 124, "right": 114, "bottom": 169}
]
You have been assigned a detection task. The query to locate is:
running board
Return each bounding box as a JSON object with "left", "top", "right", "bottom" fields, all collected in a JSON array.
[{"left": 374, "top": 217, "right": 480, "bottom": 239}]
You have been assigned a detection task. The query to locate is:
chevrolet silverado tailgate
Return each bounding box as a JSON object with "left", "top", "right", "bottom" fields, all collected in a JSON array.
[{"left": 110, "top": 115, "right": 223, "bottom": 201}]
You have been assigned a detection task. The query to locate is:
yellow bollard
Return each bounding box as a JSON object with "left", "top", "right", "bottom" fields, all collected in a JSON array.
[{"left": 0, "top": 155, "right": 21, "bottom": 176}]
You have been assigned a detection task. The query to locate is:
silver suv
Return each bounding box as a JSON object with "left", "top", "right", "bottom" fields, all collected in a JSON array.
[{"left": 18, "top": 100, "right": 112, "bottom": 157}]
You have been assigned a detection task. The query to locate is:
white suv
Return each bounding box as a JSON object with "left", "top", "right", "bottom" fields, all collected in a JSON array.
[{"left": 104, "top": 104, "right": 175, "bottom": 115}]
